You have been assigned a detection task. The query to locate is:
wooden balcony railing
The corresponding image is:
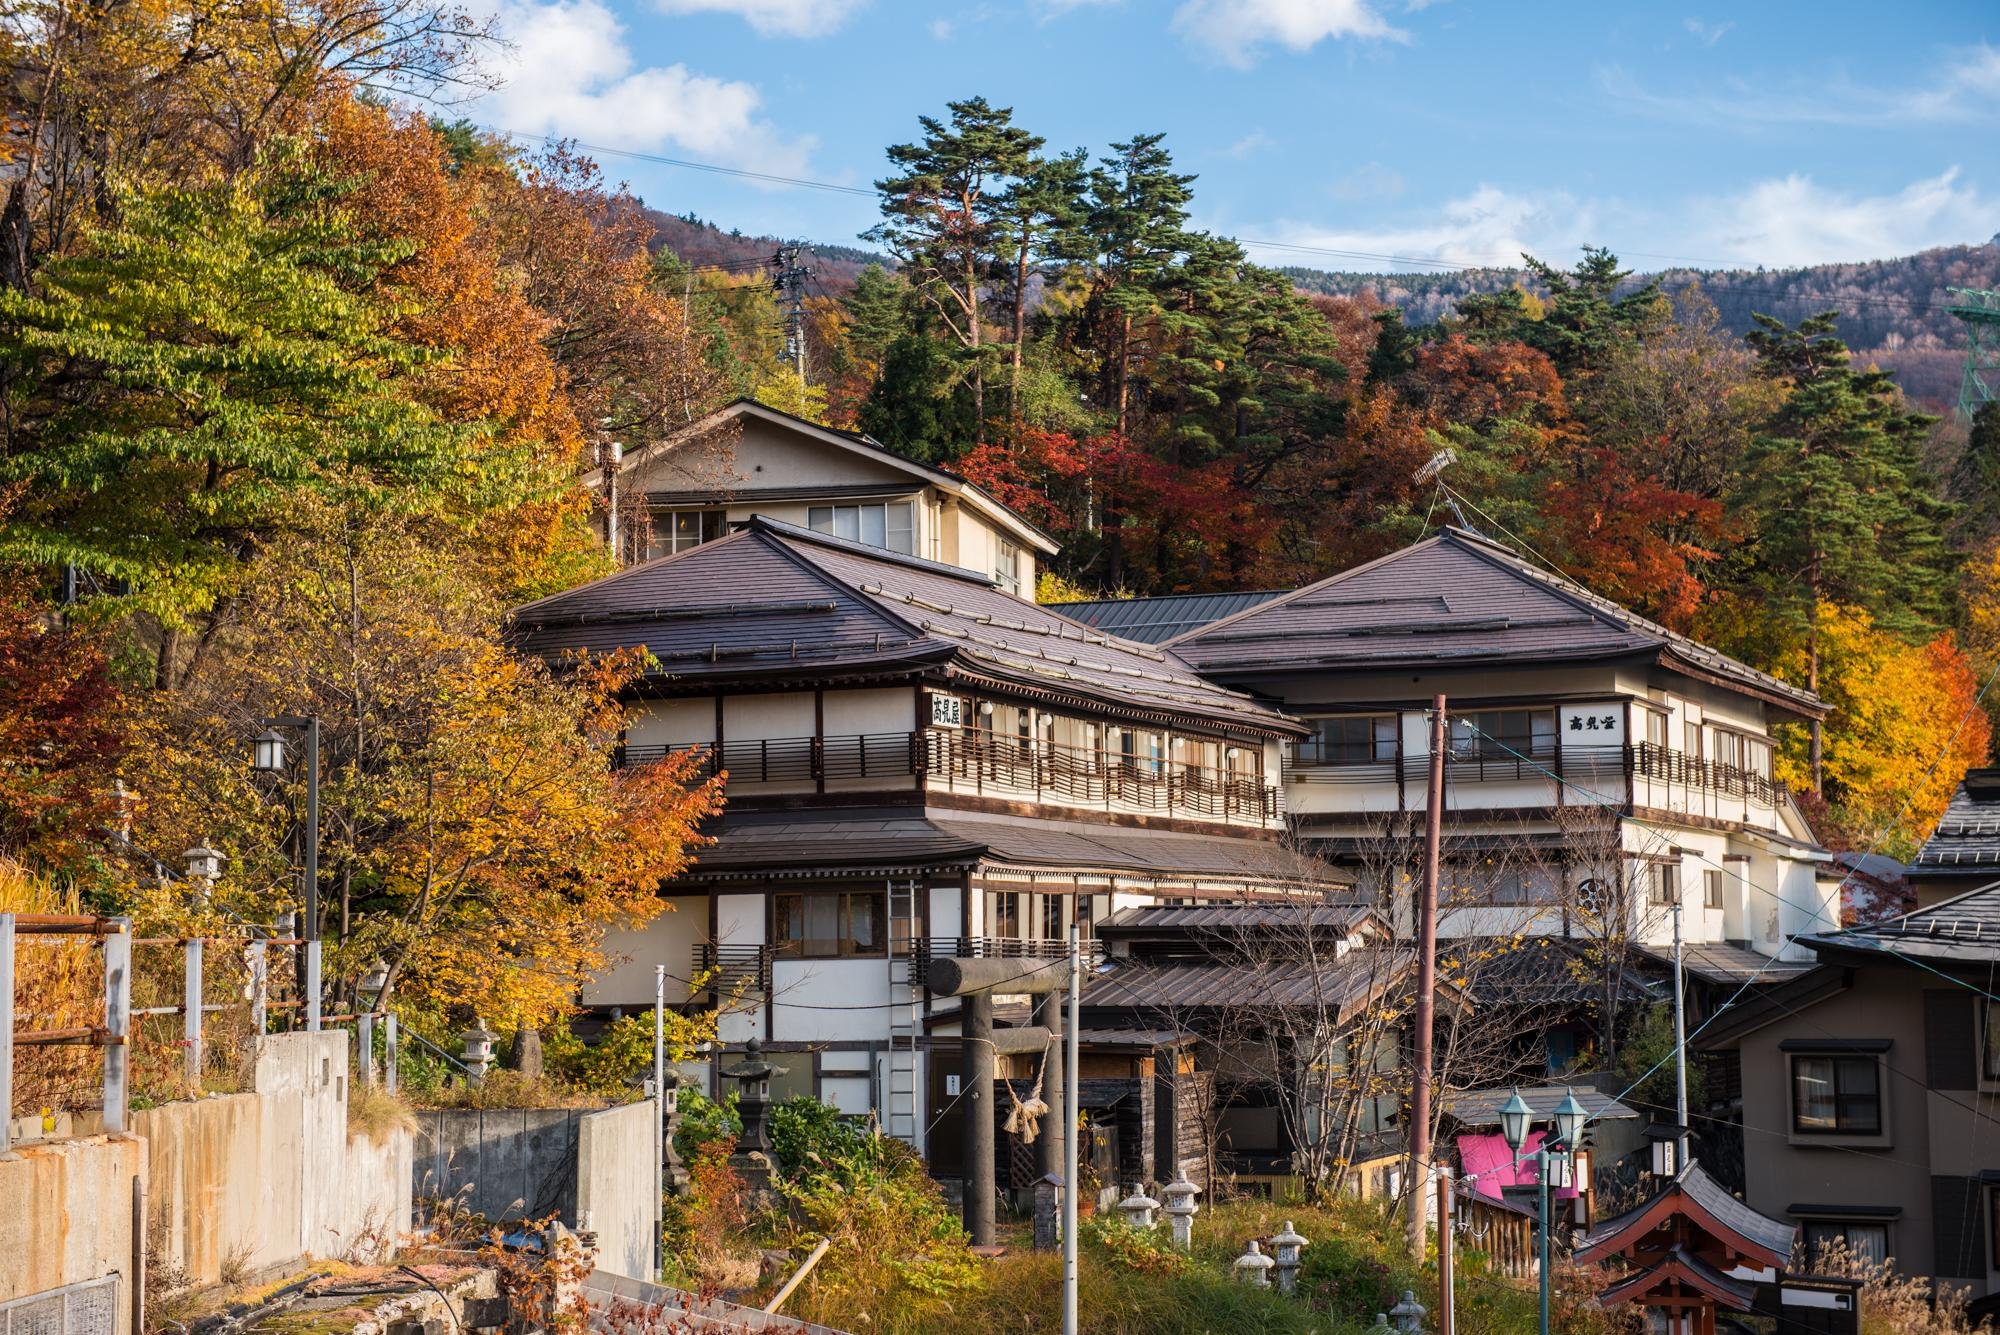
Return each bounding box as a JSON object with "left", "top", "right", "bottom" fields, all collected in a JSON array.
[
  {"left": 905, "top": 936, "right": 1104, "bottom": 969},
  {"left": 693, "top": 943, "right": 772, "bottom": 997},
  {"left": 1630, "top": 741, "right": 1787, "bottom": 806},
  {"left": 926, "top": 729, "right": 1279, "bottom": 822}
]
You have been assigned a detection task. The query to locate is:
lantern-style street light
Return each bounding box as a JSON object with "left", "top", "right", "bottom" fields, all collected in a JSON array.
[
  {"left": 249, "top": 716, "right": 320, "bottom": 940},
  {"left": 1498, "top": 1088, "right": 1586, "bottom": 1335}
]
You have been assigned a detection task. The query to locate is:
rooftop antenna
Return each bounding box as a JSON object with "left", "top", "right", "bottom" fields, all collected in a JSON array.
[{"left": 1413, "top": 448, "right": 1473, "bottom": 529}]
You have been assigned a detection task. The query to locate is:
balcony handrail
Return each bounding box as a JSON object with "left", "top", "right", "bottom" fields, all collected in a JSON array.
[
  {"left": 927, "top": 727, "right": 1278, "bottom": 822},
  {"left": 614, "top": 731, "right": 924, "bottom": 784}
]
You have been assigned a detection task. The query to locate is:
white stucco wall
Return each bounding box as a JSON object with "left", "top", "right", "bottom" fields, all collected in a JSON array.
[
  {"left": 584, "top": 897, "right": 709, "bottom": 1009},
  {"left": 770, "top": 960, "right": 892, "bottom": 1043}
]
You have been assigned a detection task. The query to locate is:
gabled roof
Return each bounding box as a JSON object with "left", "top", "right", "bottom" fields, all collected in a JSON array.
[
  {"left": 1597, "top": 1246, "right": 1759, "bottom": 1312},
  {"left": 1576, "top": 1159, "right": 1794, "bottom": 1269},
  {"left": 1095, "top": 902, "right": 1374, "bottom": 935},
  {"left": 1634, "top": 941, "right": 1818, "bottom": 988},
  {"left": 1909, "top": 769, "right": 2000, "bottom": 880},
  {"left": 510, "top": 519, "right": 1301, "bottom": 735},
  {"left": 1799, "top": 876, "right": 2000, "bottom": 965},
  {"left": 1053, "top": 591, "right": 1288, "bottom": 645},
  {"left": 621, "top": 398, "right": 1059, "bottom": 555},
  {"left": 1168, "top": 528, "right": 1826, "bottom": 720}
]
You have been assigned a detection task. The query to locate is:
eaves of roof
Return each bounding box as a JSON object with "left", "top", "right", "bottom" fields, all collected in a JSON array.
[{"left": 1688, "top": 964, "right": 1851, "bottom": 1050}]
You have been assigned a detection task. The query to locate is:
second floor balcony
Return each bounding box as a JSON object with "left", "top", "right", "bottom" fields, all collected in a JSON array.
[
  {"left": 1285, "top": 738, "right": 1788, "bottom": 809},
  {"left": 616, "top": 727, "right": 1282, "bottom": 824}
]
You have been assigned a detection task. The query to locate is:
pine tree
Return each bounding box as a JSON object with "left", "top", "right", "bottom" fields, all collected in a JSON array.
[
  {"left": 1729, "top": 311, "right": 1953, "bottom": 793},
  {"left": 994, "top": 148, "right": 1088, "bottom": 427},
  {"left": 866, "top": 98, "right": 1042, "bottom": 444}
]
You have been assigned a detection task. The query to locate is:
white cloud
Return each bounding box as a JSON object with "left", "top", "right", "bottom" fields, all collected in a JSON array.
[
  {"left": 1682, "top": 17, "right": 1732, "bottom": 46},
  {"left": 650, "top": 0, "right": 865, "bottom": 37},
  {"left": 472, "top": 0, "right": 815, "bottom": 175},
  {"left": 1243, "top": 185, "right": 1589, "bottom": 272},
  {"left": 1682, "top": 168, "right": 1995, "bottom": 268},
  {"left": 1599, "top": 42, "right": 2000, "bottom": 128},
  {"left": 1329, "top": 160, "right": 1404, "bottom": 202},
  {"left": 1171, "top": 0, "right": 1407, "bottom": 68},
  {"left": 1227, "top": 129, "right": 1274, "bottom": 157},
  {"left": 1238, "top": 168, "right": 1995, "bottom": 275},
  {"left": 928, "top": 16, "right": 952, "bottom": 38}
]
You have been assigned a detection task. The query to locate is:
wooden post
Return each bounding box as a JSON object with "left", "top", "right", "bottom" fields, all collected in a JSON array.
[
  {"left": 184, "top": 937, "right": 204, "bottom": 1090},
  {"left": 0, "top": 913, "right": 13, "bottom": 1156},
  {"left": 1406, "top": 694, "right": 1445, "bottom": 1256},
  {"left": 963, "top": 991, "right": 996, "bottom": 1247},
  {"left": 1034, "top": 988, "right": 1066, "bottom": 1187},
  {"left": 103, "top": 917, "right": 131, "bottom": 1134}
]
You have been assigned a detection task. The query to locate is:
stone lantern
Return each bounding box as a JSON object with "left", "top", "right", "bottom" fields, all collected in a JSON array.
[
  {"left": 1271, "top": 1220, "right": 1309, "bottom": 1295},
  {"left": 1162, "top": 1173, "right": 1202, "bottom": 1251},
  {"left": 660, "top": 1065, "right": 689, "bottom": 1196},
  {"left": 1233, "top": 1239, "right": 1275, "bottom": 1288},
  {"left": 723, "top": 1039, "right": 785, "bottom": 1194},
  {"left": 460, "top": 1017, "right": 497, "bottom": 1083},
  {"left": 1390, "top": 1288, "right": 1428, "bottom": 1334},
  {"left": 1117, "top": 1185, "right": 1161, "bottom": 1230}
]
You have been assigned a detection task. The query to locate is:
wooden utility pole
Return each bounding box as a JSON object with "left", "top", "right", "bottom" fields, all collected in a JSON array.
[
  {"left": 1437, "top": 1168, "right": 1456, "bottom": 1335},
  {"left": 1406, "top": 693, "right": 1446, "bottom": 1257}
]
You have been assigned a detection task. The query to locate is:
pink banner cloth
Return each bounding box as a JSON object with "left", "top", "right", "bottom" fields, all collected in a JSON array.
[{"left": 1457, "top": 1131, "right": 1580, "bottom": 1201}]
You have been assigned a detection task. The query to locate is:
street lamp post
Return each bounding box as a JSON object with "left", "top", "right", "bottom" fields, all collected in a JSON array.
[
  {"left": 1500, "top": 1089, "right": 1588, "bottom": 1335},
  {"left": 251, "top": 716, "right": 320, "bottom": 940}
]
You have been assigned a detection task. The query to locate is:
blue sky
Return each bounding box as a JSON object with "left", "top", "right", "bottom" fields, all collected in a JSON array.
[{"left": 463, "top": 0, "right": 2000, "bottom": 273}]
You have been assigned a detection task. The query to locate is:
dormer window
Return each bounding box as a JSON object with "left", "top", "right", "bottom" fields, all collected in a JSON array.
[
  {"left": 995, "top": 539, "right": 1021, "bottom": 596},
  {"left": 808, "top": 501, "right": 916, "bottom": 555}
]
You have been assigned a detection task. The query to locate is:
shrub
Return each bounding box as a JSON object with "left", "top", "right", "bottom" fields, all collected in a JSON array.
[{"left": 769, "top": 1094, "right": 866, "bottom": 1175}]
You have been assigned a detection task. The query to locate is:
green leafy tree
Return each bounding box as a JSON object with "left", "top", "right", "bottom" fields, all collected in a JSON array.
[
  {"left": 0, "top": 159, "right": 482, "bottom": 686},
  {"left": 993, "top": 147, "right": 1089, "bottom": 424}
]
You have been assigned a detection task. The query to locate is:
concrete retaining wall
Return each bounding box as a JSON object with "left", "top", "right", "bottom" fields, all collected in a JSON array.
[
  {"left": 0, "top": 1031, "right": 413, "bottom": 1326},
  {"left": 412, "top": 1108, "right": 585, "bottom": 1223},
  {"left": 575, "top": 1099, "right": 658, "bottom": 1281}
]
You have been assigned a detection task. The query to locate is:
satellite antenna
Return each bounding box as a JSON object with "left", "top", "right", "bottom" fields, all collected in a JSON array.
[{"left": 1412, "top": 448, "right": 1472, "bottom": 529}]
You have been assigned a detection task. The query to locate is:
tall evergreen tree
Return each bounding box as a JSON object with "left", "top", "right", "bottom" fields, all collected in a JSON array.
[
  {"left": 866, "top": 98, "right": 1042, "bottom": 444},
  {"left": 994, "top": 148, "right": 1089, "bottom": 427},
  {"left": 1729, "top": 311, "right": 1953, "bottom": 792}
]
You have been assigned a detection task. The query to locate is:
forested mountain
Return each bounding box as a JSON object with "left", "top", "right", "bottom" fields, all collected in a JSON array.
[
  {"left": 641, "top": 209, "right": 889, "bottom": 290},
  {"left": 1284, "top": 241, "right": 2000, "bottom": 411}
]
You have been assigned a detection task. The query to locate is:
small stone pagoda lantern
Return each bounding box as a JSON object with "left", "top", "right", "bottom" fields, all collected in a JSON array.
[
  {"left": 1233, "top": 1239, "right": 1275, "bottom": 1288},
  {"left": 723, "top": 1039, "right": 785, "bottom": 1193},
  {"left": 1162, "top": 1173, "right": 1202, "bottom": 1250},
  {"left": 1271, "top": 1220, "right": 1310, "bottom": 1294},
  {"left": 1117, "top": 1185, "right": 1161, "bottom": 1230},
  {"left": 460, "top": 1018, "right": 497, "bottom": 1084},
  {"left": 1390, "top": 1289, "right": 1428, "bottom": 1333}
]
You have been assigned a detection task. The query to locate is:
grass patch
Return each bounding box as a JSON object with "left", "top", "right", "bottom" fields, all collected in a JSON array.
[{"left": 347, "top": 1086, "right": 418, "bottom": 1139}]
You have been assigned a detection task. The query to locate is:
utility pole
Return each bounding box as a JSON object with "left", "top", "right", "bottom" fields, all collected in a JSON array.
[
  {"left": 1406, "top": 693, "right": 1445, "bottom": 1257},
  {"left": 773, "top": 245, "right": 815, "bottom": 380},
  {"left": 1437, "top": 1168, "right": 1456, "bottom": 1335},
  {"left": 1672, "top": 900, "right": 1688, "bottom": 1167},
  {"left": 1062, "top": 924, "right": 1081, "bottom": 1335},
  {"left": 653, "top": 964, "right": 666, "bottom": 1280}
]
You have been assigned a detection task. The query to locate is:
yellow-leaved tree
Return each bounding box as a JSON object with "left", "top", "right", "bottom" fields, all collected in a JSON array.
[
  {"left": 1772, "top": 603, "right": 1989, "bottom": 858},
  {"left": 126, "top": 501, "right": 722, "bottom": 1033}
]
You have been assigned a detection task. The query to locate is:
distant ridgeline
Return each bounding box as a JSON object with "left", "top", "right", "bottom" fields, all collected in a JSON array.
[
  {"left": 1282, "top": 239, "right": 2000, "bottom": 412},
  {"left": 643, "top": 208, "right": 892, "bottom": 292}
]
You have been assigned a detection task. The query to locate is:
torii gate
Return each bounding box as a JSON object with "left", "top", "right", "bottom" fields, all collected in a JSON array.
[
  {"left": 1575, "top": 1160, "right": 1795, "bottom": 1335},
  {"left": 927, "top": 955, "right": 1070, "bottom": 1248}
]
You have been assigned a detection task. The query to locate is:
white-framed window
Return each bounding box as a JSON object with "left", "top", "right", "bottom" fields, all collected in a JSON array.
[
  {"left": 1684, "top": 721, "right": 1702, "bottom": 759},
  {"left": 646, "top": 507, "right": 724, "bottom": 559},
  {"left": 995, "top": 538, "right": 1021, "bottom": 595},
  {"left": 1642, "top": 707, "right": 1668, "bottom": 749},
  {"left": 1745, "top": 737, "right": 1773, "bottom": 778},
  {"left": 1648, "top": 862, "right": 1681, "bottom": 906},
  {"left": 1703, "top": 868, "right": 1724, "bottom": 909},
  {"left": 1714, "top": 729, "right": 1745, "bottom": 771},
  {"left": 774, "top": 890, "right": 885, "bottom": 959},
  {"left": 807, "top": 500, "right": 917, "bottom": 555}
]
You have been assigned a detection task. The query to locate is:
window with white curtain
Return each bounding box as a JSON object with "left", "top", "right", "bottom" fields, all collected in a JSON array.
[{"left": 807, "top": 501, "right": 916, "bottom": 555}]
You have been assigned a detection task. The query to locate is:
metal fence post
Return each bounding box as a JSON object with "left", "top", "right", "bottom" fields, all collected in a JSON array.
[
  {"left": 0, "top": 912, "right": 14, "bottom": 1156},
  {"left": 358, "top": 1010, "right": 375, "bottom": 1088},
  {"left": 304, "top": 939, "right": 322, "bottom": 1032},
  {"left": 385, "top": 1013, "right": 399, "bottom": 1096},
  {"left": 104, "top": 917, "right": 132, "bottom": 1134},
  {"left": 184, "top": 937, "right": 204, "bottom": 1090},
  {"left": 247, "top": 941, "right": 268, "bottom": 1037}
]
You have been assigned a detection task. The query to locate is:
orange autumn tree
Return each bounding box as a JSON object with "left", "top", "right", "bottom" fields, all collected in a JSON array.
[
  {"left": 1771, "top": 603, "right": 1990, "bottom": 857},
  {"left": 128, "top": 501, "right": 722, "bottom": 1030}
]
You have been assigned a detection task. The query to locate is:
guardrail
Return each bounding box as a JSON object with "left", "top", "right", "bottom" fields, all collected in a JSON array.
[{"left": 927, "top": 730, "right": 1279, "bottom": 822}]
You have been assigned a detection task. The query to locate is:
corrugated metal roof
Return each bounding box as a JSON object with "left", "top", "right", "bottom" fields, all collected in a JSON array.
[
  {"left": 1170, "top": 528, "right": 1824, "bottom": 718},
  {"left": 510, "top": 518, "right": 1297, "bottom": 733},
  {"left": 1079, "top": 949, "right": 1415, "bottom": 1018},
  {"left": 677, "top": 811, "right": 1346, "bottom": 887},
  {"left": 1441, "top": 1084, "right": 1639, "bottom": 1128},
  {"left": 1909, "top": 770, "right": 2000, "bottom": 878},
  {"left": 1634, "top": 942, "right": 1815, "bottom": 986},
  {"left": 1096, "top": 903, "right": 1373, "bottom": 933},
  {"left": 1052, "top": 591, "right": 1288, "bottom": 645}
]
